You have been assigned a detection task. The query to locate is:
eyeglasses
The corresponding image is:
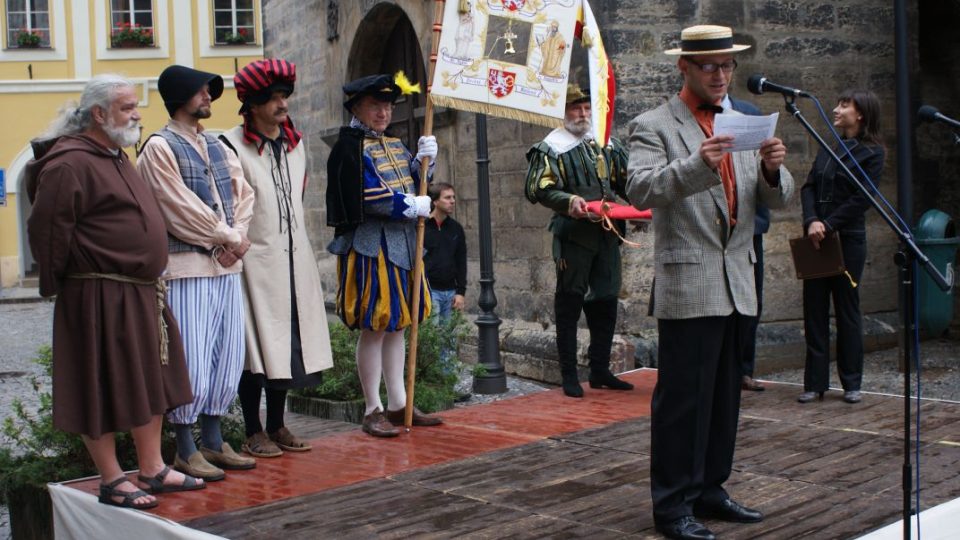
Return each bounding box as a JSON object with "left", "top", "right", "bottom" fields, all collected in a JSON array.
[{"left": 686, "top": 58, "right": 738, "bottom": 74}]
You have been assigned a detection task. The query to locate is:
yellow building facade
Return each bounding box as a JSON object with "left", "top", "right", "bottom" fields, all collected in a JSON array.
[{"left": 0, "top": 0, "right": 263, "bottom": 288}]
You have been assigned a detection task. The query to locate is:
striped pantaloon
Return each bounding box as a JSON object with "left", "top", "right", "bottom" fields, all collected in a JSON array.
[{"left": 166, "top": 274, "right": 245, "bottom": 424}]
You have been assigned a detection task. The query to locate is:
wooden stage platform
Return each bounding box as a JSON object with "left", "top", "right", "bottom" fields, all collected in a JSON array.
[{"left": 62, "top": 369, "right": 960, "bottom": 539}]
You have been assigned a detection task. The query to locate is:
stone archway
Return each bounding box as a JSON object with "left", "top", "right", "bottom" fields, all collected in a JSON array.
[{"left": 346, "top": 3, "right": 427, "bottom": 148}]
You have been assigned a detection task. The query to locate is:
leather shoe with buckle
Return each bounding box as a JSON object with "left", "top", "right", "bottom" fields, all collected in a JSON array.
[
  {"left": 694, "top": 498, "right": 763, "bottom": 523},
  {"left": 385, "top": 406, "right": 443, "bottom": 426},
  {"left": 741, "top": 375, "right": 765, "bottom": 391},
  {"left": 362, "top": 408, "right": 400, "bottom": 438},
  {"left": 654, "top": 516, "right": 715, "bottom": 540}
]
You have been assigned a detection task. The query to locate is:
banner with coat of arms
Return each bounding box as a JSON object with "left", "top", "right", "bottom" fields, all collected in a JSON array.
[{"left": 430, "top": 0, "right": 581, "bottom": 128}]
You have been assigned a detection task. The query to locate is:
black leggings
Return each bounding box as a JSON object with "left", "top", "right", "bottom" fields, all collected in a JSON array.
[{"left": 238, "top": 370, "right": 288, "bottom": 437}]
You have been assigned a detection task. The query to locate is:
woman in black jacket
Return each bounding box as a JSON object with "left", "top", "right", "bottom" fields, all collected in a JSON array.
[{"left": 799, "top": 89, "right": 885, "bottom": 404}]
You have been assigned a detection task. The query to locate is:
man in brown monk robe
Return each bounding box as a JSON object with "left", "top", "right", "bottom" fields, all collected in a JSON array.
[{"left": 27, "top": 74, "right": 202, "bottom": 509}]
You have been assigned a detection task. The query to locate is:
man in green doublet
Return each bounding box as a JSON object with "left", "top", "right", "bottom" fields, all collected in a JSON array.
[{"left": 524, "top": 85, "right": 634, "bottom": 398}]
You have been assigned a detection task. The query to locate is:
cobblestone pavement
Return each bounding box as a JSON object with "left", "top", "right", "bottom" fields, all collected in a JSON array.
[{"left": 1, "top": 298, "right": 957, "bottom": 538}]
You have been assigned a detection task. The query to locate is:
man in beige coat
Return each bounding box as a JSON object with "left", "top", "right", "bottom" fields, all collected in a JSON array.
[
  {"left": 626, "top": 25, "right": 794, "bottom": 540},
  {"left": 220, "top": 59, "right": 333, "bottom": 458}
]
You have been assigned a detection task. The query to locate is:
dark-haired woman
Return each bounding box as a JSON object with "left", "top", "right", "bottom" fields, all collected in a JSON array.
[{"left": 799, "top": 89, "right": 885, "bottom": 404}]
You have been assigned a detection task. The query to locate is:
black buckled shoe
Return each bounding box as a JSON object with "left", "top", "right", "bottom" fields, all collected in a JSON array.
[
  {"left": 694, "top": 498, "right": 763, "bottom": 523},
  {"left": 654, "top": 516, "right": 716, "bottom": 540}
]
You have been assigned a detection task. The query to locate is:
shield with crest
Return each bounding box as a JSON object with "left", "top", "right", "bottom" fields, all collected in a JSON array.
[{"left": 487, "top": 68, "right": 516, "bottom": 98}]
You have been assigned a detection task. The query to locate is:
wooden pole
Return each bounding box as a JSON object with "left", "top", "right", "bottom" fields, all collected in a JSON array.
[{"left": 404, "top": 0, "right": 446, "bottom": 429}]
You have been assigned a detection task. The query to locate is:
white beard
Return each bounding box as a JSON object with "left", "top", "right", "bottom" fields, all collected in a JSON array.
[
  {"left": 104, "top": 119, "right": 141, "bottom": 148},
  {"left": 564, "top": 118, "right": 592, "bottom": 139}
]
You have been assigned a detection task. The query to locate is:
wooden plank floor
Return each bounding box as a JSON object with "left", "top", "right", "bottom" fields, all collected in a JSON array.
[{"left": 63, "top": 370, "right": 960, "bottom": 539}]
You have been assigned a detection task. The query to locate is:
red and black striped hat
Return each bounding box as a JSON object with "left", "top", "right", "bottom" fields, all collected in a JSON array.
[{"left": 234, "top": 59, "right": 296, "bottom": 112}]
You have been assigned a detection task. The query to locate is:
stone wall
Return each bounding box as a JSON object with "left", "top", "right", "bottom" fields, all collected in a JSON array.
[{"left": 262, "top": 0, "right": 958, "bottom": 376}]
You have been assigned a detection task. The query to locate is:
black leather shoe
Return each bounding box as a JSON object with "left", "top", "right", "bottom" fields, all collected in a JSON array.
[
  {"left": 654, "top": 516, "right": 715, "bottom": 540},
  {"left": 694, "top": 498, "right": 763, "bottom": 523},
  {"left": 588, "top": 370, "right": 634, "bottom": 390}
]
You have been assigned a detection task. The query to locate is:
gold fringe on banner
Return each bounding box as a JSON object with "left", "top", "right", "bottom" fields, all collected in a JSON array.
[{"left": 430, "top": 94, "right": 563, "bottom": 129}]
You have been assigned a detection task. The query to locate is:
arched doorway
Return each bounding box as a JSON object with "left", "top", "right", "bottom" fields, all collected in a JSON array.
[
  {"left": 11, "top": 146, "right": 37, "bottom": 284},
  {"left": 346, "top": 4, "right": 427, "bottom": 148}
]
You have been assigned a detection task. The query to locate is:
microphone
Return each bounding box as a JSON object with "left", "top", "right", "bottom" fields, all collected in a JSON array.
[
  {"left": 746, "top": 74, "right": 810, "bottom": 98},
  {"left": 918, "top": 105, "right": 960, "bottom": 130}
]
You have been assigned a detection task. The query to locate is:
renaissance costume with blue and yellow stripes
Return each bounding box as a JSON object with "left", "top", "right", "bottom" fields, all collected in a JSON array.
[{"left": 326, "top": 118, "right": 431, "bottom": 331}]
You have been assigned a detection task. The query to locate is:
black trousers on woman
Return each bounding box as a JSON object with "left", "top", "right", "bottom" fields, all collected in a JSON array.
[{"left": 802, "top": 233, "right": 867, "bottom": 393}]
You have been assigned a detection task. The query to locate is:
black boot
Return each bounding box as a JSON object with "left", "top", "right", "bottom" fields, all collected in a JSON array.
[
  {"left": 555, "top": 292, "right": 584, "bottom": 398},
  {"left": 584, "top": 298, "right": 634, "bottom": 391}
]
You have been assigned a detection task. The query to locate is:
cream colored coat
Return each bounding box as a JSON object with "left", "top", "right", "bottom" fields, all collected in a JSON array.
[{"left": 221, "top": 126, "right": 333, "bottom": 379}]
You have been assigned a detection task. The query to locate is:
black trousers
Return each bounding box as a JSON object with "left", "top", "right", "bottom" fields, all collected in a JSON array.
[
  {"left": 802, "top": 234, "right": 867, "bottom": 392},
  {"left": 554, "top": 236, "right": 621, "bottom": 375},
  {"left": 739, "top": 234, "right": 764, "bottom": 378},
  {"left": 651, "top": 313, "right": 743, "bottom": 522}
]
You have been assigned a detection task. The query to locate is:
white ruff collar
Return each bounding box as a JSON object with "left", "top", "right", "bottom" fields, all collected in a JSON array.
[{"left": 543, "top": 127, "right": 592, "bottom": 155}]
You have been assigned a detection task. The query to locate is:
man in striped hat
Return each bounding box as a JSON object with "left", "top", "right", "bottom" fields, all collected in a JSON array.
[
  {"left": 219, "top": 59, "right": 333, "bottom": 458},
  {"left": 138, "top": 65, "right": 257, "bottom": 480}
]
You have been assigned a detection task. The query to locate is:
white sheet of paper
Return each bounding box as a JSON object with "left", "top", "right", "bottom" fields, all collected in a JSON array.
[{"left": 714, "top": 112, "right": 779, "bottom": 152}]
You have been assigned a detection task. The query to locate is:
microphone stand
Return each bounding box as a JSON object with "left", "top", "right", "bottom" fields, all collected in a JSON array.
[{"left": 781, "top": 95, "right": 951, "bottom": 539}]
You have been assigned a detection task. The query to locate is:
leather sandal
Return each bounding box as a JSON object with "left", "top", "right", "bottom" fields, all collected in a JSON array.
[
  {"left": 242, "top": 431, "right": 283, "bottom": 458},
  {"left": 98, "top": 476, "right": 158, "bottom": 509},
  {"left": 137, "top": 465, "right": 206, "bottom": 494},
  {"left": 269, "top": 426, "right": 312, "bottom": 452}
]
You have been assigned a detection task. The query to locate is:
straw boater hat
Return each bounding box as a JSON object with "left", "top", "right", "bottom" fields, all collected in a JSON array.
[{"left": 664, "top": 25, "right": 750, "bottom": 56}]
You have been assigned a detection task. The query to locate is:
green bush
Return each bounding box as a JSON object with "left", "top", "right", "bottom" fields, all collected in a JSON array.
[
  {"left": 0, "top": 346, "right": 245, "bottom": 503},
  {"left": 294, "top": 312, "right": 470, "bottom": 413},
  {"left": 0, "top": 346, "right": 108, "bottom": 503}
]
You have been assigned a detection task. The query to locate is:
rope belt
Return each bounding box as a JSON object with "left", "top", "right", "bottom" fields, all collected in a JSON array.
[
  {"left": 67, "top": 273, "right": 170, "bottom": 365},
  {"left": 587, "top": 200, "right": 645, "bottom": 248}
]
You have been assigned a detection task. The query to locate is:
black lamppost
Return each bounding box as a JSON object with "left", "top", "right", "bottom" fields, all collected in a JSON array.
[{"left": 472, "top": 113, "right": 507, "bottom": 394}]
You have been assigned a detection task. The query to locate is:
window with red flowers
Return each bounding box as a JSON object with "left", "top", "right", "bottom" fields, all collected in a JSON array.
[
  {"left": 109, "top": 0, "right": 154, "bottom": 48},
  {"left": 6, "top": 0, "right": 51, "bottom": 49}
]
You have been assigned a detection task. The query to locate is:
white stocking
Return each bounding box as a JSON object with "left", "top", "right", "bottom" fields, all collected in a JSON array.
[
  {"left": 382, "top": 330, "right": 407, "bottom": 412},
  {"left": 356, "top": 330, "right": 385, "bottom": 415}
]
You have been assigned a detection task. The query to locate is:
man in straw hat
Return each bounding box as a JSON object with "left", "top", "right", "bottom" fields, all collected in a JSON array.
[
  {"left": 138, "top": 65, "right": 256, "bottom": 480},
  {"left": 523, "top": 82, "right": 634, "bottom": 399},
  {"left": 326, "top": 73, "right": 443, "bottom": 438},
  {"left": 220, "top": 59, "right": 333, "bottom": 458},
  {"left": 625, "top": 25, "right": 794, "bottom": 540}
]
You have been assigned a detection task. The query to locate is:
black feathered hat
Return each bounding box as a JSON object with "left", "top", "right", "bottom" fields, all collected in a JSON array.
[
  {"left": 342, "top": 74, "right": 400, "bottom": 112},
  {"left": 157, "top": 65, "right": 224, "bottom": 117}
]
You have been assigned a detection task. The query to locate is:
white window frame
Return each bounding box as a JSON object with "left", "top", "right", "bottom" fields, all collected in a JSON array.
[
  {"left": 211, "top": 0, "right": 255, "bottom": 46},
  {"left": 0, "top": 0, "right": 65, "bottom": 62},
  {"left": 94, "top": 0, "right": 168, "bottom": 60},
  {"left": 197, "top": 0, "right": 262, "bottom": 58},
  {"left": 108, "top": 0, "right": 155, "bottom": 48},
  {"left": 5, "top": 0, "right": 51, "bottom": 48}
]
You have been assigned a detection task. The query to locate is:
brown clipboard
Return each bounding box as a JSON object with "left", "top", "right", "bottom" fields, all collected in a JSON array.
[{"left": 789, "top": 232, "right": 848, "bottom": 280}]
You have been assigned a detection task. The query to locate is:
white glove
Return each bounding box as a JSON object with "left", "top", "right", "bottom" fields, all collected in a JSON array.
[
  {"left": 402, "top": 194, "right": 433, "bottom": 219},
  {"left": 416, "top": 135, "right": 438, "bottom": 161}
]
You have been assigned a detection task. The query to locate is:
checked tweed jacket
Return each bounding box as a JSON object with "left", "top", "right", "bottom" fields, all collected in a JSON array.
[{"left": 625, "top": 94, "right": 794, "bottom": 320}]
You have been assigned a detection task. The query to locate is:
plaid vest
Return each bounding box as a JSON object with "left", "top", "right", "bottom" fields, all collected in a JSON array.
[{"left": 153, "top": 128, "right": 235, "bottom": 254}]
